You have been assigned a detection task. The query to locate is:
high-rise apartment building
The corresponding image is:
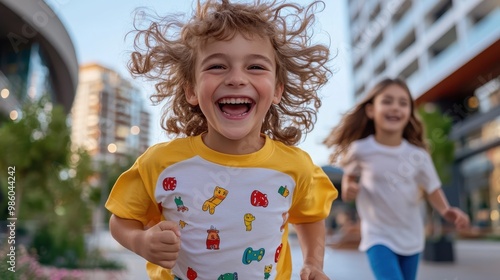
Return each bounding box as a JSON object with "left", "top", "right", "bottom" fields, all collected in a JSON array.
[
  {"left": 71, "top": 63, "right": 150, "bottom": 164},
  {"left": 347, "top": 0, "right": 500, "bottom": 233}
]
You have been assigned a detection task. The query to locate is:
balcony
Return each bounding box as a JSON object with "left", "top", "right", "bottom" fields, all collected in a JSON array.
[
  {"left": 392, "top": 5, "right": 414, "bottom": 46},
  {"left": 466, "top": 8, "right": 500, "bottom": 51}
]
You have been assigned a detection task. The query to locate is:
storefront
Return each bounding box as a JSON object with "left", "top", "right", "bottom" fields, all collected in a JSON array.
[{"left": 452, "top": 77, "right": 500, "bottom": 235}]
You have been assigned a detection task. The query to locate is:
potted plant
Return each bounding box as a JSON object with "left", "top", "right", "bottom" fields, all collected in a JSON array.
[{"left": 418, "top": 104, "right": 456, "bottom": 262}]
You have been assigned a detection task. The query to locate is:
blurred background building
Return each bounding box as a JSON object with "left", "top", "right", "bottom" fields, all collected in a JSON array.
[
  {"left": 347, "top": 0, "right": 500, "bottom": 234},
  {"left": 0, "top": 0, "right": 78, "bottom": 118},
  {"left": 0, "top": 0, "right": 150, "bottom": 165},
  {"left": 71, "top": 63, "right": 151, "bottom": 164}
]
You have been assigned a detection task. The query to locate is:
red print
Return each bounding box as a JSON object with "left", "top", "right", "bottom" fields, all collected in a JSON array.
[
  {"left": 250, "top": 190, "right": 269, "bottom": 207},
  {"left": 275, "top": 243, "right": 283, "bottom": 263},
  {"left": 187, "top": 267, "right": 197, "bottom": 280},
  {"left": 163, "top": 177, "right": 177, "bottom": 191}
]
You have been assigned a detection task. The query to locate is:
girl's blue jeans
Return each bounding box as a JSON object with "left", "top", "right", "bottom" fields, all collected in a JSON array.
[{"left": 366, "top": 244, "right": 420, "bottom": 280}]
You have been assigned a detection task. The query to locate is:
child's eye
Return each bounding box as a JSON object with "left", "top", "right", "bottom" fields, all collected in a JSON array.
[
  {"left": 248, "top": 65, "right": 265, "bottom": 70},
  {"left": 207, "top": 64, "right": 225, "bottom": 70}
]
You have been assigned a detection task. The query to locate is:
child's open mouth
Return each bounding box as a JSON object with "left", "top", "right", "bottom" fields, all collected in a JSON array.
[
  {"left": 217, "top": 97, "right": 254, "bottom": 117},
  {"left": 385, "top": 115, "right": 401, "bottom": 122}
]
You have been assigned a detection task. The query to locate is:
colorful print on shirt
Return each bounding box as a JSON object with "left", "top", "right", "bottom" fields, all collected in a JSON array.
[{"left": 155, "top": 156, "right": 293, "bottom": 279}]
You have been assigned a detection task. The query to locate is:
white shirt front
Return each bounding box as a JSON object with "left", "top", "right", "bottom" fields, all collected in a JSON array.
[
  {"left": 106, "top": 135, "right": 337, "bottom": 279},
  {"left": 341, "top": 135, "right": 441, "bottom": 255}
]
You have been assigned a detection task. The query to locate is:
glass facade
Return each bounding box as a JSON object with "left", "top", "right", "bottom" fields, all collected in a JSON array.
[
  {"left": 0, "top": 42, "right": 54, "bottom": 120},
  {"left": 0, "top": 0, "right": 78, "bottom": 118},
  {"left": 461, "top": 146, "right": 500, "bottom": 233},
  {"left": 456, "top": 75, "right": 500, "bottom": 234}
]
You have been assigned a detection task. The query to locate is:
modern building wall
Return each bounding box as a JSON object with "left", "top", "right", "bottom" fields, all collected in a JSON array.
[
  {"left": 0, "top": 0, "right": 78, "bottom": 116},
  {"left": 347, "top": 0, "right": 500, "bottom": 234},
  {"left": 71, "top": 63, "right": 150, "bottom": 164}
]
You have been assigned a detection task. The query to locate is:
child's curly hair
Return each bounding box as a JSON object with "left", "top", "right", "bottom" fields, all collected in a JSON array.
[{"left": 128, "top": 0, "right": 331, "bottom": 146}]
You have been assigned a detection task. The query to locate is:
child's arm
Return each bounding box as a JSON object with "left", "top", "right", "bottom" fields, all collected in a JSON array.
[
  {"left": 109, "top": 214, "right": 181, "bottom": 269},
  {"left": 341, "top": 174, "right": 359, "bottom": 202},
  {"left": 426, "top": 188, "right": 470, "bottom": 230},
  {"left": 294, "top": 220, "right": 330, "bottom": 280}
]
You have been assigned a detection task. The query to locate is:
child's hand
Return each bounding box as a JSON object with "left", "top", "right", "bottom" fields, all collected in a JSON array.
[
  {"left": 343, "top": 180, "right": 359, "bottom": 201},
  {"left": 299, "top": 265, "right": 330, "bottom": 280},
  {"left": 443, "top": 207, "right": 470, "bottom": 230},
  {"left": 139, "top": 221, "right": 181, "bottom": 269}
]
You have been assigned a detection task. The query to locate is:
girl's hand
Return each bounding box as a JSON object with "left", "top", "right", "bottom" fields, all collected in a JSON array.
[
  {"left": 343, "top": 180, "right": 359, "bottom": 201},
  {"left": 443, "top": 207, "right": 470, "bottom": 230},
  {"left": 300, "top": 265, "right": 330, "bottom": 280},
  {"left": 138, "top": 221, "right": 181, "bottom": 269}
]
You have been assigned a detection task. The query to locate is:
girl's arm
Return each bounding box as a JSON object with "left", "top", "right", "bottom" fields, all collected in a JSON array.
[
  {"left": 341, "top": 174, "right": 360, "bottom": 202},
  {"left": 109, "top": 214, "right": 181, "bottom": 269},
  {"left": 294, "top": 220, "right": 329, "bottom": 280},
  {"left": 426, "top": 188, "right": 470, "bottom": 230}
]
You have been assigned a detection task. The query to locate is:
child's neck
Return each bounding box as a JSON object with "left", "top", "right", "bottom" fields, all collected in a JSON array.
[
  {"left": 202, "top": 133, "right": 265, "bottom": 155},
  {"left": 373, "top": 132, "right": 403, "bottom": 147}
]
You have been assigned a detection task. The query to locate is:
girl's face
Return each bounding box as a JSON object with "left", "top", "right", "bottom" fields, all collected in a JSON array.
[
  {"left": 365, "top": 84, "right": 411, "bottom": 136},
  {"left": 185, "top": 33, "right": 283, "bottom": 153}
]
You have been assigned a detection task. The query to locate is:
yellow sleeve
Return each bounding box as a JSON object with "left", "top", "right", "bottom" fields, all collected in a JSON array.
[
  {"left": 105, "top": 159, "right": 161, "bottom": 227},
  {"left": 288, "top": 157, "right": 338, "bottom": 224},
  {"left": 105, "top": 156, "right": 171, "bottom": 279}
]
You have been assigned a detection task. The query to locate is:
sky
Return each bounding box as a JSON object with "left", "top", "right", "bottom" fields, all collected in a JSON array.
[{"left": 47, "top": 0, "right": 354, "bottom": 166}]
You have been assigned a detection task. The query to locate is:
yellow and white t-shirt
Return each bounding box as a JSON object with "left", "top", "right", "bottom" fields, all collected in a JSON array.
[{"left": 106, "top": 134, "right": 337, "bottom": 279}]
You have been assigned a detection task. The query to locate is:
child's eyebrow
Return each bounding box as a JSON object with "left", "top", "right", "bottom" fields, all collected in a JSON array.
[
  {"left": 200, "top": 53, "right": 225, "bottom": 65},
  {"left": 247, "top": 54, "right": 274, "bottom": 65},
  {"left": 200, "top": 53, "right": 274, "bottom": 66}
]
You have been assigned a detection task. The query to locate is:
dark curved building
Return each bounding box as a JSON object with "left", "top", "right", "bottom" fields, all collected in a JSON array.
[{"left": 0, "top": 0, "right": 78, "bottom": 118}]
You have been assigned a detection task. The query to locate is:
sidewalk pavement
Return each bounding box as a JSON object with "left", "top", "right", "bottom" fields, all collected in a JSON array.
[{"left": 95, "top": 230, "right": 500, "bottom": 280}]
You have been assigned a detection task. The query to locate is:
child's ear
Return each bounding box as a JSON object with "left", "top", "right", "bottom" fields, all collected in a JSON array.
[
  {"left": 272, "top": 83, "right": 284, "bottom": 104},
  {"left": 184, "top": 86, "right": 199, "bottom": 105},
  {"left": 365, "top": 103, "right": 374, "bottom": 119}
]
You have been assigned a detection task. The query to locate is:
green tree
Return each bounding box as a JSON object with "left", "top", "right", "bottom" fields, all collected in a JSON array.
[
  {"left": 418, "top": 104, "right": 457, "bottom": 262},
  {"left": 418, "top": 104, "right": 454, "bottom": 185},
  {"left": 0, "top": 97, "right": 94, "bottom": 267},
  {"left": 91, "top": 155, "right": 136, "bottom": 225}
]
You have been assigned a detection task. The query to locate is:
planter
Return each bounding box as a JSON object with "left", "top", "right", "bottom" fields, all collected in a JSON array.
[{"left": 423, "top": 236, "right": 454, "bottom": 262}]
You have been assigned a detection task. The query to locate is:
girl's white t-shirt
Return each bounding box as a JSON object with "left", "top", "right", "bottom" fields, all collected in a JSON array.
[{"left": 341, "top": 135, "right": 441, "bottom": 255}]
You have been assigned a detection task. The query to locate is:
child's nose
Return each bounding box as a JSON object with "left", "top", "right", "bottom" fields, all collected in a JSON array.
[
  {"left": 225, "top": 68, "right": 247, "bottom": 86},
  {"left": 389, "top": 102, "right": 401, "bottom": 111}
]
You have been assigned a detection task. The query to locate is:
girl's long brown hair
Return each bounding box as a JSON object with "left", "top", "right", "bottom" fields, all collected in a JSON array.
[
  {"left": 323, "top": 78, "right": 426, "bottom": 164},
  {"left": 128, "top": 0, "right": 331, "bottom": 146}
]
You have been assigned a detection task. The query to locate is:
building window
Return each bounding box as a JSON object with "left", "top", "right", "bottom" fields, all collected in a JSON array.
[
  {"left": 371, "top": 32, "right": 384, "bottom": 50},
  {"left": 0, "top": 42, "right": 53, "bottom": 104},
  {"left": 476, "top": 76, "right": 500, "bottom": 113},
  {"left": 355, "top": 84, "right": 365, "bottom": 99},
  {"left": 425, "top": 0, "right": 453, "bottom": 26},
  {"left": 395, "top": 28, "right": 416, "bottom": 56},
  {"left": 428, "top": 26, "right": 457, "bottom": 58},
  {"left": 398, "top": 59, "right": 418, "bottom": 80},
  {"left": 354, "top": 57, "right": 364, "bottom": 73},
  {"left": 467, "top": 0, "right": 498, "bottom": 27},
  {"left": 374, "top": 61, "right": 386, "bottom": 76},
  {"left": 369, "top": 2, "right": 381, "bottom": 21},
  {"left": 26, "top": 44, "right": 53, "bottom": 102},
  {"left": 392, "top": 0, "right": 412, "bottom": 26},
  {"left": 460, "top": 147, "right": 500, "bottom": 233}
]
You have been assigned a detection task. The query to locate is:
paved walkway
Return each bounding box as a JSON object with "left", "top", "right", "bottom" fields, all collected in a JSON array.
[{"left": 96, "top": 231, "right": 500, "bottom": 279}]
